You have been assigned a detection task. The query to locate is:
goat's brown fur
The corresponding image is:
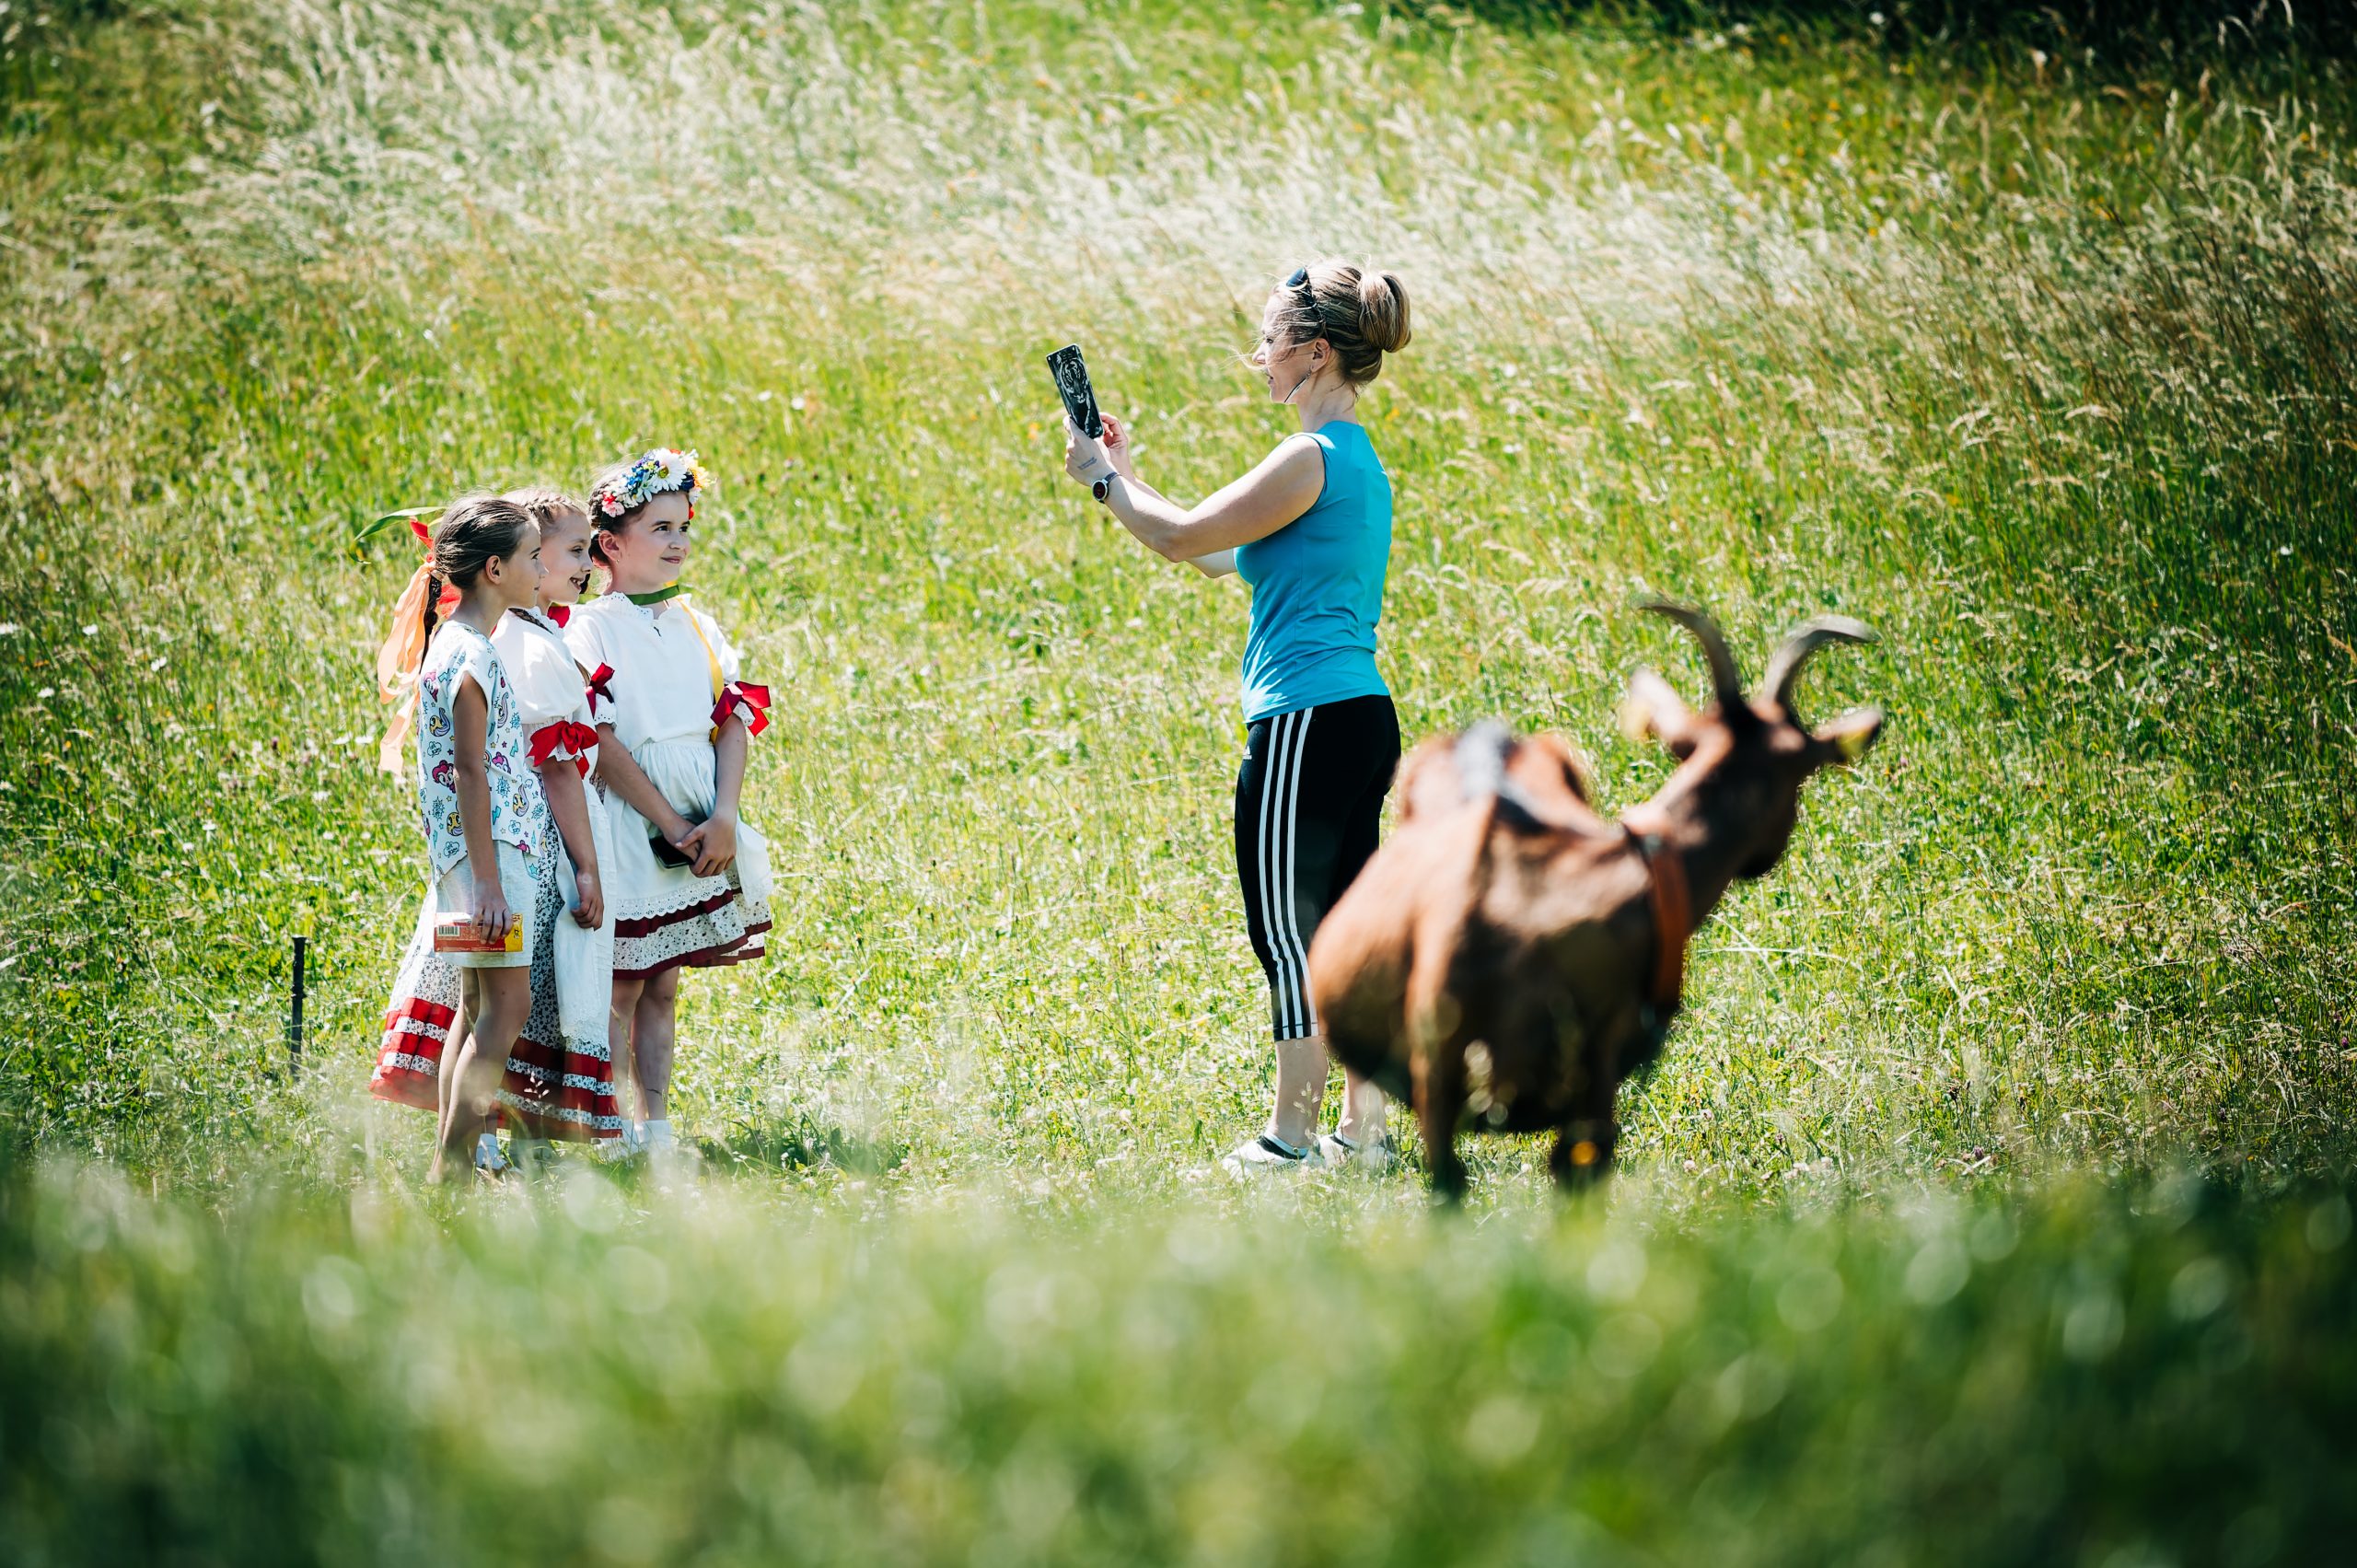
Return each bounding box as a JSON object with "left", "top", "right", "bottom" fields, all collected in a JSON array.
[{"left": 1308, "top": 602, "right": 1886, "bottom": 1200}]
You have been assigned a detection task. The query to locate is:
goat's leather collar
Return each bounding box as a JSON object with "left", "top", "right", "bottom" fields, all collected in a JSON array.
[{"left": 1619, "top": 811, "right": 1692, "bottom": 1022}]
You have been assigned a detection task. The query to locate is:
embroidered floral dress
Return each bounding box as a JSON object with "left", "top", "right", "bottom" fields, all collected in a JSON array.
[
  {"left": 413, "top": 621, "right": 548, "bottom": 875},
  {"left": 368, "top": 621, "right": 562, "bottom": 1121}
]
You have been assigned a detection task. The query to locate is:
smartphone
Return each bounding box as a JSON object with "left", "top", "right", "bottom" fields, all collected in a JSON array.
[
  {"left": 1045, "top": 344, "right": 1103, "bottom": 439},
  {"left": 649, "top": 817, "right": 702, "bottom": 869}
]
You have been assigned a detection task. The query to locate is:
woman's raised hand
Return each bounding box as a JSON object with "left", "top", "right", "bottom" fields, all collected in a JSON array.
[
  {"left": 1063, "top": 419, "right": 1116, "bottom": 486},
  {"left": 1099, "top": 412, "right": 1138, "bottom": 480}
]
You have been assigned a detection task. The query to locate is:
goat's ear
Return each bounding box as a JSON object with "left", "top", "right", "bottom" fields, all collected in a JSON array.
[
  {"left": 1395, "top": 735, "right": 1462, "bottom": 823},
  {"left": 1620, "top": 667, "right": 1700, "bottom": 759},
  {"left": 1811, "top": 705, "right": 1885, "bottom": 766},
  {"left": 1513, "top": 732, "right": 1594, "bottom": 807}
]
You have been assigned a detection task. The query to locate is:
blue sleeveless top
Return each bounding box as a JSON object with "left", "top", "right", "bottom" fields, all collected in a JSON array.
[{"left": 1233, "top": 424, "right": 1393, "bottom": 723}]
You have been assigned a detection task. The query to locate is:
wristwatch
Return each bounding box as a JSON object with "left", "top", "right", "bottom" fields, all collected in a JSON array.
[{"left": 1091, "top": 470, "right": 1120, "bottom": 505}]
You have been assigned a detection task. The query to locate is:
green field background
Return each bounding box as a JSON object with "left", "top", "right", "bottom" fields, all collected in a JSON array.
[{"left": 2, "top": 2, "right": 2353, "bottom": 1562}]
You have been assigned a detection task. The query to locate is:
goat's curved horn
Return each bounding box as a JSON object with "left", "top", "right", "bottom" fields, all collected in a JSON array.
[
  {"left": 1637, "top": 598, "right": 1744, "bottom": 708},
  {"left": 1759, "top": 616, "right": 1877, "bottom": 715}
]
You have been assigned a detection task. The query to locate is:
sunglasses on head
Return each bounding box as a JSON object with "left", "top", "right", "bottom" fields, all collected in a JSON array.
[{"left": 1284, "top": 264, "right": 1315, "bottom": 297}]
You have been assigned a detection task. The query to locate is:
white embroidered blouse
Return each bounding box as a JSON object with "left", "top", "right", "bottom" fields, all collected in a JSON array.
[{"left": 563, "top": 595, "right": 763, "bottom": 752}]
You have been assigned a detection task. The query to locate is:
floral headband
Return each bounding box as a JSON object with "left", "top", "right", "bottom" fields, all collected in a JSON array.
[{"left": 595, "top": 447, "right": 711, "bottom": 519}]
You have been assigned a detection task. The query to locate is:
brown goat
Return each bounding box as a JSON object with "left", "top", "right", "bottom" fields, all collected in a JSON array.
[{"left": 1306, "top": 601, "right": 1885, "bottom": 1199}]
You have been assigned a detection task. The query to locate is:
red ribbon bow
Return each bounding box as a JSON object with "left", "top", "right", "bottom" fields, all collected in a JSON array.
[
  {"left": 714, "top": 681, "right": 772, "bottom": 738},
  {"left": 528, "top": 720, "right": 601, "bottom": 776},
  {"left": 586, "top": 664, "right": 615, "bottom": 717},
  {"left": 546, "top": 604, "right": 571, "bottom": 628}
]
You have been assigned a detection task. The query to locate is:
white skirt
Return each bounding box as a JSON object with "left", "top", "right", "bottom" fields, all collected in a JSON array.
[
  {"left": 552, "top": 787, "right": 619, "bottom": 1043},
  {"left": 603, "top": 735, "right": 774, "bottom": 980}
]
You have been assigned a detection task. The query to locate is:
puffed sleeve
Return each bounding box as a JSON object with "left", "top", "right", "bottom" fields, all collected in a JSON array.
[
  {"left": 564, "top": 603, "right": 619, "bottom": 729},
  {"left": 563, "top": 602, "right": 610, "bottom": 675},
  {"left": 496, "top": 621, "right": 598, "bottom": 775},
  {"left": 703, "top": 610, "right": 770, "bottom": 738},
  {"left": 696, "top": 607, "right": 743, "bottom": 685}
]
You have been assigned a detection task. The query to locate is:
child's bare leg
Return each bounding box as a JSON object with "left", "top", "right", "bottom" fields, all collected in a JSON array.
[
  {"left": 631, "top": 968, "right": 682, "bottom": 1123},
  {"left": 433, "top": 968, "right": 530, "bottom": 1181},
  {"left": 428, "top": 974, "right": 482, "bottom": 1180},
  {"left": 609, "top": 974, "right": 644, "bottom": 1134},
  {"left": 436, "top": 994, "right": 480, "bottom": 1137}
]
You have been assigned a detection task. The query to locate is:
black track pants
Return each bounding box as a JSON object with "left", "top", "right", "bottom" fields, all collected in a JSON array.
[{"left": 1232, "top": 694, "right": 1401, "bottom": 1042}]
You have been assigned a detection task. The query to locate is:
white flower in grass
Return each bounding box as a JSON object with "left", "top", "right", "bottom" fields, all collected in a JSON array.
[
  {"left": 36, "top": 687, "right": 53, "bottom": 700},
  {"left": 80, "top": 624, "right": 98, "bottom": 636},
  {"left": 0, "top": 623, "right": 17, "bottom": 635}
]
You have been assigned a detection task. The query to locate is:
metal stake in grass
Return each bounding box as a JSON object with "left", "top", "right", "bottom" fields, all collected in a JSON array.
[{"left": 286, "top": 935, "right": 307, "bottom": 1077}]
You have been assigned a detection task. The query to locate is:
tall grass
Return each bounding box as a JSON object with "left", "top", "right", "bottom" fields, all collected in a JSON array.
[{"left": 10, "top": 0, "right": 2346, "bottom": 1196}]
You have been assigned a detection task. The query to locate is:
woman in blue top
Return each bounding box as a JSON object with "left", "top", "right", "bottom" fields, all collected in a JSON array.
[{"left": 1064, "top": 259, "right": 1413, "bottom": 1174}]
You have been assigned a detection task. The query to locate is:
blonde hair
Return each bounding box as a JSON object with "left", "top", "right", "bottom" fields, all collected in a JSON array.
[
  {"left": 1271, "top": 260, "right": 1412, "bottom": 384},
  {"left": 502, "top": 483, "right": 586, "bottom": 531}
]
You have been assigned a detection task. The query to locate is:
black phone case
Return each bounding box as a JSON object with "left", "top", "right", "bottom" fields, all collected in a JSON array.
[{"left": 1046, "top": 344, "right": 1103, "bottom": 438}]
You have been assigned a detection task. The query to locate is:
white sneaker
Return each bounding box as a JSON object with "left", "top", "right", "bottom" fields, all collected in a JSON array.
[
  {"left": 595, "top": 1122, "right": 648, "bottom": 1164},
  {"left": 1220, "top": 1132, "right": 1324, "bottom": 1177},
  {"left": 1318, "top": 1132, "right": 1397, "bottom": 1174}
]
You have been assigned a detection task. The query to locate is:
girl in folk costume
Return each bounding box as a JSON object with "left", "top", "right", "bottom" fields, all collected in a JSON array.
[
  {"left": 367, "top": 505, "right": 515, "bottom": 1174},
  {"left": 488, "top": 486, "right": 624, "bottom": 1150},
  {"left": 372, "top": 495, "right": 553, "bottom": 1183},
  {"left": 367, "top": 495, "right": 621, "bottom": 1166},
  {"left": 564, "top": 448, "right": 773, "bottom": 1156}
]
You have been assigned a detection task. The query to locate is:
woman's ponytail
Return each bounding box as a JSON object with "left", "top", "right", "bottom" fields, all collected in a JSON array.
[{"left": 1354, "top": 270, "right": 1411, "bottom": 356}]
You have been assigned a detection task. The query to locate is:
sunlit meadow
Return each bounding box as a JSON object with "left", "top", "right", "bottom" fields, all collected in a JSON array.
[{"left": 2, "top": 1, "right": 2353, "bottom": 1562}]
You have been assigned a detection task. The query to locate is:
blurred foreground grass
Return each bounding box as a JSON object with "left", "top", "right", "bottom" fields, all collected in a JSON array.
[{"left": 5, "top": 1144, "right": 2354, "bottom": 1566}]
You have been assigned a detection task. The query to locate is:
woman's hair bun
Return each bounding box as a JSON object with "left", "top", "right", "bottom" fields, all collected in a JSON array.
[{"left": 1355, "top": 269, "right": 1411, "bottom": 356}]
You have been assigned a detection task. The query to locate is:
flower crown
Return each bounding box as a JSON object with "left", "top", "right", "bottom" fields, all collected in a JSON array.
[{"left": 594, "top": 447, "right": 711, "bottom": 519}]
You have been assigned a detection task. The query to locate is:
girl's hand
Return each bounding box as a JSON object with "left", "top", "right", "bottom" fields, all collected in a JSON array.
[
  {"left": 572, "top": 867, "right": 605, "bottom": 930},
  {"left": 1099, "top": 412, "right": 1138, "bottom": 481},
  {"left": 1062, "top": 420, "right": 1115, "bottom": 486},
  {"left": 470, "top": 884, "right": 514, "bottom": 943},
  {"left": 680, "top": 812, "right": 737, "bottom": 878}
]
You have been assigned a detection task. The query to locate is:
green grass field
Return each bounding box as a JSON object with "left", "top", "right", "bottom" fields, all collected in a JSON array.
[{"left": 3, "top": 1, "right": 2354, "bottom": 1561}]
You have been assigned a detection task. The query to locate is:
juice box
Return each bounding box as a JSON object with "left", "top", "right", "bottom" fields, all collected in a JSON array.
[{"left": 432, "top": 916, "right": 524, "bottom": 955}]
